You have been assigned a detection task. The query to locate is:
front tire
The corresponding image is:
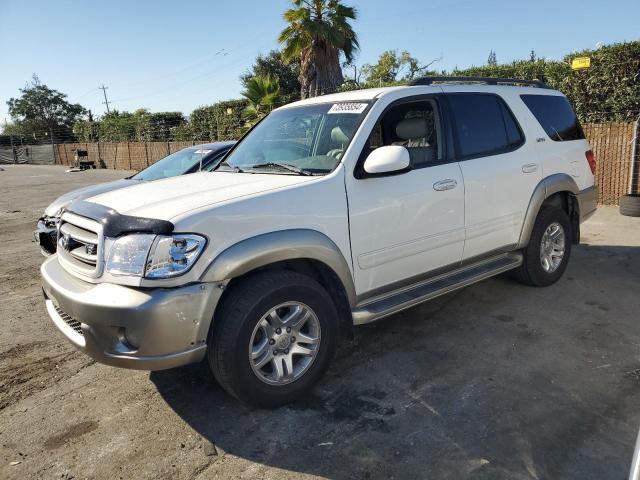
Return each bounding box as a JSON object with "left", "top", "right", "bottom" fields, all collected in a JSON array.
[
  {"left": 207, "top": 270, "right": 339, "bottom": 407},
  {"left": 512, "top": 207, "right": 572, "bottom": 287}
]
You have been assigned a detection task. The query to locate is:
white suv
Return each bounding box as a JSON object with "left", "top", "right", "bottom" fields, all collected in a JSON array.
[{"left": 41, "top": 77, "right": 597, "bottom": 407}]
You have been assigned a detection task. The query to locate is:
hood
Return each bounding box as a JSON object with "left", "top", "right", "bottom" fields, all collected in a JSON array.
[
  {"left": 84, "top": 172, "right": 316, "bottom": 220},
  {"left": 45, "top": 178, "right": 136, "bottom": 217}
]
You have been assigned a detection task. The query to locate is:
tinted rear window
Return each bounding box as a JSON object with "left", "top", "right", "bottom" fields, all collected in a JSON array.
[
  {"left": 448, "top": 94, "right": 524, "bottom": 158},
  {"left": 521, "top": 94, "right": 584, "bottom": 141}
]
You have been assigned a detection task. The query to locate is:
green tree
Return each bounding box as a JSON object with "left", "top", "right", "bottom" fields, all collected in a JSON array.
[
  {"left": 241, "top": 50, "right": 301, "bottom": 103},
  {"left": 7, "top": 74, "right": 87, "bottom": 141},
  {"left": 360, "top": 50, "right": 439, "bottom": 87},
  {"left": 279, "top": 0, "right": 359, "bottom": 98},
  {"left": 97, "top": 110, "right": 137, "bottom": 142},
  {"left": 487, "top": 50, "right": 497, "bottom": 66},
  {"left": 241, "top": 75, "right": 282, "bottom": 124}
]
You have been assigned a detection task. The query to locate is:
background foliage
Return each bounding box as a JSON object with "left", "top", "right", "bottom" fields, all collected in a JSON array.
[
  {"left": 443, "top": 41, "right": 639, "bottom": 122},
  {"left": 73, "top": 109, "right": 185, "bottom": 142},
  {"left": 240, "top": 50, "right": 300, "bottom": 103},
  {"left": 6, "top": 40, "right": 640, "bottom": 144},
  {"left": 7, "top": 75, "right": 86, "bottom": 142}
]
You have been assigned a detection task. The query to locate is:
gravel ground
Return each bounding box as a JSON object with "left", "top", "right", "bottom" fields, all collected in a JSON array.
[{"left": 1, "top": 164, "right": 639, "bottom": 480}]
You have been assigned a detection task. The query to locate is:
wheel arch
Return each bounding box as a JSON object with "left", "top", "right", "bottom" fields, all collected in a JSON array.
[
  {"left": 201, "top": 229, "right": 356, "bottom": 338},
  {"left": 517, "top": 173, "right": 581, "bottom": 248},
  {"left": 201, "top": 229, "right": 357, "bottom": 308}
]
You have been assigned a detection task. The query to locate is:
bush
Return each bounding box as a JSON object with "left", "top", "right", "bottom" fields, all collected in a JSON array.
[
  {"left": 450, "top": 41, "right": 640, "bottom": 123},
  {"left": 189, "top": 99, "right": 248, "bottom": 141}
]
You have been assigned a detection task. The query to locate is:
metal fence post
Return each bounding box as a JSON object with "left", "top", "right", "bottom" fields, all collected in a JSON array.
[
  {"left": 49, "top": 127, "right": 56, "bottom": 165},
  {"left": 144, "top": 142, "right": 149, "bottom": 167},
  {"left": 629, "top": 116, "right": 640, "bottom": 195},
  {"left": 9, "top": 135, "right": 16, "bottom": 163},
  {"left": 127, "top": 142, "right": 132, "bottom": 170}
]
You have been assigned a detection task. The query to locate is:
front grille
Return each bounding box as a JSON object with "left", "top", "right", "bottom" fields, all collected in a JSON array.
[
  {"left": 57, "top": 217, "right": 101, "bottom": 277},
  {"left": 53, "top": 304, "right": 83, "bottom": 336}
]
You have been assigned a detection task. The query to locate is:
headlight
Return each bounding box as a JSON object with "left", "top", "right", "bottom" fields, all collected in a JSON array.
[
  {"left": 106, "top": 233, "right": 206, "bottom": 278},
  {"left": 106, "top": 234, "right": 155, "bottom": 276},
  {"left": 145, "top": 234, "right": 206, "bottom": 278}
]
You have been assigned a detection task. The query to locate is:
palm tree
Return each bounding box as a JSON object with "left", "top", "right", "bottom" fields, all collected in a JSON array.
[
  {"left": 241, "top": 75, "right": 282, "bottom": 124},
  {"left": 279, "top": 0, "right": 359, "bottom": 99}
]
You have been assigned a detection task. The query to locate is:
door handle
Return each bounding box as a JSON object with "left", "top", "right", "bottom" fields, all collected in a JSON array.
[
  {"left": 522, "top": 163, "right": 538, "bottom": 174},
  {"left": 433, "top": 179, "right": 458, "bottom": 191}
]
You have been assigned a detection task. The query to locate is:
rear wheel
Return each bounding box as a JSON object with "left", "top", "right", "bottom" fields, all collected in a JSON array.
[
  {"left": 207, "top": 270, "right": 339, "bottom": 407},
  {"left": 512, "top": 207, "right": 572, "bottom": 287}
]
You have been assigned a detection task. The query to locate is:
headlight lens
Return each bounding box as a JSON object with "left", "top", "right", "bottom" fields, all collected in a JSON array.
[
  {"left": 105, "top": 233, "right": 206, "bottom": 278},
  {"left": 106, "top": 234, "right": 155, "bottom": 276},
  {"left": 145, "top": 234, "right": 206, "bottom": 278}
]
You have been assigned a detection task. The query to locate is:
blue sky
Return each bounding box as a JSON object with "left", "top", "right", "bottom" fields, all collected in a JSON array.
[{"left": 1, "top": 0, "right": 638, "bottom": 124}]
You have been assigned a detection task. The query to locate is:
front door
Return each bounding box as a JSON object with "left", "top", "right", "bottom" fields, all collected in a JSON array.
[{"left": 346, "top": 96, "right": 465, "bottom": 298}]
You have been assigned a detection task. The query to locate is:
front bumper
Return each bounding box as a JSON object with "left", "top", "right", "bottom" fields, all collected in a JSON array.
[
  {"left": 34, "top": 218, "right": 58, "bottom": 256},
  {"left": 576, "top": 185, "right": 598, "bottom": 223},
  {"left": 41, "top": 256, "right": 223, "bottom": 370}
]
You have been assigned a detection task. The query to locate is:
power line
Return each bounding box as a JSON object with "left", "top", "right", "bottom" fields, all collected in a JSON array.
[{"left": 99, "top": 85, "right": 111, "bottom": 114}]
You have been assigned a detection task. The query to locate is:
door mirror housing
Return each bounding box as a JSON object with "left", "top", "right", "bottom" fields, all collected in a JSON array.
[{"left": 363, "top": 145, "right": 411, "bottom": 175}]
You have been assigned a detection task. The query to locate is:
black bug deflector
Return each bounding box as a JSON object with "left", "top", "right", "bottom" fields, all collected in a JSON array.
[{"left": 66, "top": 200, "right": 174, "bottom": 237}]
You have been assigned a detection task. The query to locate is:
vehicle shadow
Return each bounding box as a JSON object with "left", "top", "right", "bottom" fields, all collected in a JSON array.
[{"left": 151, "top": 244, "right": 640, "bottom": 479}]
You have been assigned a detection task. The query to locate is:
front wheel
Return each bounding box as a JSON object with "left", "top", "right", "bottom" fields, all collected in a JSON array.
[
  {"left": 512, "top": 207, "right": 572, "bottom": 287},
  {"left": 207, "top": 270, "right": 339, "bottom": 407}
]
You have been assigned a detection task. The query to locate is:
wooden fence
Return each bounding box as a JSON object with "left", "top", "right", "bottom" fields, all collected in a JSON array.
[
  {"left": 55, "top": 141, "right": 200, "bottom": 172},
  {"left": 55, "top": 121, "right": 638, "bottom": 205},
  {"left": 583, "top": 122, "right": 636, "bottom": 205}
]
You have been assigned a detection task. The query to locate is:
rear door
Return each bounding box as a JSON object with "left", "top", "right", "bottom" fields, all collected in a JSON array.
[{"left": 443, "top": 88, "right": 542, "bottom": 260}]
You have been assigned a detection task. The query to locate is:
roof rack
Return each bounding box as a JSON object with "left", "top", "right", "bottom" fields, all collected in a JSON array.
[{"left": 408, "top": 76, "right": 550, "bottom": 89}]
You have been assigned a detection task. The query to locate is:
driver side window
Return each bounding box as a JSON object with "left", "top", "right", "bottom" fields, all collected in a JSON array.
[{"left": 365, "top": 98, "right": 442, "bottom": 168}]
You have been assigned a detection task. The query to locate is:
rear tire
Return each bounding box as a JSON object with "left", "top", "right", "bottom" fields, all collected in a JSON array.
[
  {"left": 207, "top": 270, "right": 339, "bottom": 408},
  {"left": 619, "top": 194, "right": 640, "bottom": 217},
  {"left": 512, "top": 207, "right": 572, "bottom": 287}
]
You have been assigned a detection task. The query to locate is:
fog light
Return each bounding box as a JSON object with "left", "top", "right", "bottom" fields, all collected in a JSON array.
[{"left": 117, "top": 327, "right": 140, "bottom": 350}]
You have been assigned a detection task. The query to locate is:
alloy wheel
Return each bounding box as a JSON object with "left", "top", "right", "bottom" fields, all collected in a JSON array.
[{"left": 249, "top": 302, "right": 321, "bottom": 385}]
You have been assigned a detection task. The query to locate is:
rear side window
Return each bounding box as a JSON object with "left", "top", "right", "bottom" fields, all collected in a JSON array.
[
  {"left": 448, "top": 94, "right": 524, "bottom": 158},
  {"left": 520, "top": 94, "right": 585, "bottom": 141}
]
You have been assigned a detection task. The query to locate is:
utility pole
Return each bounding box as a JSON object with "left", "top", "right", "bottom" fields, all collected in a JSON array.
[{"left": 99, "top": 85, "right": 111, "bottom": 114}]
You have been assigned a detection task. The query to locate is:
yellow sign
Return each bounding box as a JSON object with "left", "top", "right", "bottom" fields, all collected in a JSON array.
[{"left": 571, "top": 57, "right": 591, "bottom": 70}]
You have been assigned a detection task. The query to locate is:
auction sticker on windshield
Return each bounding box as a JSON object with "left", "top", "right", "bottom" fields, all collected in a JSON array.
[
  {"left": 194, "top": 149, "right": 213, "bottom": 154},
  {"left": 328, "top": 103, "right": 368, "bottom": 114}
]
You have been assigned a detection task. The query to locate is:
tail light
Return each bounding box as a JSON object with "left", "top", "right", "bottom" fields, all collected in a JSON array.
[{"left": 585, "top": 150, "right": 596, "bottom": 174}]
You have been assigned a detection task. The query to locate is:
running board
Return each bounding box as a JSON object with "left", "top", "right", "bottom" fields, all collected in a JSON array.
[{"left": 352, "top": 252, "right": 523, "bottom": 325}]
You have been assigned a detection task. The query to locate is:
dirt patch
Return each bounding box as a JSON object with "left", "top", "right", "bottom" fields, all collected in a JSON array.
[
  {"left": 0, "top": 342, "right": 89, "bottom": 411},
  {"left": 44, "top": 421, "right": 99, "bottom": 450}
]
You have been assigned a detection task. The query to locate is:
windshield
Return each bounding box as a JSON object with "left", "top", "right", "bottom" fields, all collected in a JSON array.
[
  {"left": 132, "top": 147, "right": 216, "bottom": 181},
  {"left": 219, "top": 102, "right": 369, "bottom": 175}
]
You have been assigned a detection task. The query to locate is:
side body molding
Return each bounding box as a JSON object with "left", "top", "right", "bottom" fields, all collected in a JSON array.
[
  {"left": 517, "top": 173, "right": 579, "bottom": 248},
  {"left": 201, "top": 229, "right": 357, "bottom": 306}
]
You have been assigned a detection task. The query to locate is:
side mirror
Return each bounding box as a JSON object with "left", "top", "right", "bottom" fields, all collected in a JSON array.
[{"left": 363, "top": 145, "right": 410, "bottom": 175}]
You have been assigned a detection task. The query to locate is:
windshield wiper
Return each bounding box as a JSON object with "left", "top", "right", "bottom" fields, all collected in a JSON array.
[
  {"left": 248, "top": 162, "right": 312, "bottom": 176},
  {"left": 213, "top": 160, "right": 245, "bottom": 173}
]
